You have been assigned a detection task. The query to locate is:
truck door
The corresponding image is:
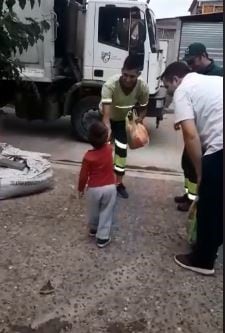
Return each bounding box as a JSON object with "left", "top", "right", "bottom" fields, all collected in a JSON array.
[
  {"left": 93, "top": 5, "right": 147, "bottom": 82},
  {"left": 14, "top": 0, "right": 55, "bottom": 82},
  {"left": 145, "top": 8, "right": 163, "bottom": 95},
  {"left": 159, "top": 40, "right": 169, "bottom": 73}
]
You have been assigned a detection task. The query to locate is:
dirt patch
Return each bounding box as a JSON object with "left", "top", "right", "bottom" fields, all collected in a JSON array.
[
  {"left": 107, "top": 318, "right": 147, "bottom": 333},
  {"left": 11, "top": 318, "right": 72, "bottom": 333}
]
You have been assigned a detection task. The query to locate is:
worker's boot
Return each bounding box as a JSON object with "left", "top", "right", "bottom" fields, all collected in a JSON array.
[
  {"left": 174, "top": 193, "right": 188, "bottom": 204},
  {"left": 117, "top": 183, "right": 129, "bottom": 199},
  {"left": 177, "top": 199, "right": 193, "bottom": 212}
]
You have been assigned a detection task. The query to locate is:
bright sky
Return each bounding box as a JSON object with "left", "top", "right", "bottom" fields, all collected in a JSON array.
[{"left": 150, "top": 0, "right": 193, "bottom": 19}]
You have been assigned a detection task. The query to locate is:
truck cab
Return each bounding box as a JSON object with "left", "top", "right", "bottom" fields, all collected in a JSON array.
[{"left": 1, "top": 0, "right": 166, "bottom": 142}]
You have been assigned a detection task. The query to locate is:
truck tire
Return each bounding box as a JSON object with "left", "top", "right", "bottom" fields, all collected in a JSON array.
[{"left": 71, "top": 95, "right": 102, "bottom": 142}]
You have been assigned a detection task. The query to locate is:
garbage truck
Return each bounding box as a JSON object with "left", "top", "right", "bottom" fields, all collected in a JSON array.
[{"left": 0, "top": 0, "right": 166, "bottom": 142}]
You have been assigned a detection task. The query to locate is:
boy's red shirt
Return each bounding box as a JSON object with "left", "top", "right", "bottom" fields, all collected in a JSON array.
[{"left": 78, "top": 143, "right": 115, "bottom": 192}]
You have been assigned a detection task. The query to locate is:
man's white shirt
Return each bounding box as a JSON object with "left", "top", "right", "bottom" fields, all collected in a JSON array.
[{"left": 174, "top": 72, "right": 223, "bottom": 156}]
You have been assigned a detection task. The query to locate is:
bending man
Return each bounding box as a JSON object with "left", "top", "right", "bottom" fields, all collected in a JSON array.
[
  {"left": 162, "top": 62, "right": 223, "bottom": 276},
  {"left": 175, "top": 43, "right": 223, "bottom": 212}
]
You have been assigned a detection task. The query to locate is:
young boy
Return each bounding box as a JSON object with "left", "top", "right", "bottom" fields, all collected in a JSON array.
[{"left": 78, "top": 121, "right": 117, "bottom": 248}]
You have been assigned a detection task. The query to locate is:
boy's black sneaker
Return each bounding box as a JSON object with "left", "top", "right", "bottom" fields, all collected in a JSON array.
[
  {"left": 89, "top": 229, "right": 97, "bottom": 237},
  {"left": 97, "top": 238, "right": 111, "bottom": 248},
  {"left": 117, "top": 183, "right": 129, "bottom": 199},
  {"left": 174, "top": 254, "right": 215, "bottom": 276}
]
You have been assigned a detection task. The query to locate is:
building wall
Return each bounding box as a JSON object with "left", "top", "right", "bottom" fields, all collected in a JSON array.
[
  {"left": 157, "top": 15, "right": 223, "bottom": 67},
  {"left": 157, "top": 18, "right": 182, "bottom": 66},
  {"left": 157, "top": 18, "right": 180, "bottom": 66},
  {"left": 179, "top": 21, "right": 223, "bottom": 67},
  {"left": 201, "top": 2, "right": 223, "bottom": 14},
  {"left": 190, "top": 1, "right": 223, "bottom": 15}
]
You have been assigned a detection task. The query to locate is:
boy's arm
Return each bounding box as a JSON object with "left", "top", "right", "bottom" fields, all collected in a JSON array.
[{"left": 78, "top": 157, "right": 89, "bottom": 193}]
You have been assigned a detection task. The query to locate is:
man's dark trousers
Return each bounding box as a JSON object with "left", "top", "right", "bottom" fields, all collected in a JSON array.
[{"left": 194, "top": 149, "right": 223, "bottom": 268}]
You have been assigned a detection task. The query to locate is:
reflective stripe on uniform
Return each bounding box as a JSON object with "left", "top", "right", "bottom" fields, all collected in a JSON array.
[
  {"left": 114, "top": 165, "right": 125, "bottom": 173},
  {"left": 188, "top": 180, "right": 197, "bottom": 195},
  {"left": 188, "top": 193, "right": 197, "bottom": 201},
  {"left": 188, "top": 180, "right": 197, "bottom": 201},
  {"left": 115, "top": 105, "right": 134, "bottom": 109},
  {"left": 102, "top": 98, "right": 112, "bottom": 104},
  {"left": 184, "top": 177, "right": 188, "bottom": 193},
  {"left": 115, "top": 139, "right": 127, "bottom": 150},
  {"left": 114, "top": 156, "right": 126, "bottom": 168}
]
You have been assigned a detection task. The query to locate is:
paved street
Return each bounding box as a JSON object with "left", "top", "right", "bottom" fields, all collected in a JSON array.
[
  {"left": 0, "top": 108, "right": 223, "bottom": 333},
  {"left": 0, "top": 108, "right": 183, "bottom": 173},
  {"left": 0, "top": 167, "right": 223, "bottom": 333},
  {"left": 0, "top": 0, "right": 223, "bottom": 330}
]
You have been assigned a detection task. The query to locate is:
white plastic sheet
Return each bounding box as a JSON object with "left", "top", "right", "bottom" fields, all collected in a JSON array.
[{"left": 0, "top": 143, "right": 54, "bottom": 200}]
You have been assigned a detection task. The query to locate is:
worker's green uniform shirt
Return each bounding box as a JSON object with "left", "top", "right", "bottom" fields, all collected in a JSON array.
[
  {"left": 100, "top": 74, "right": 149, "bottom": 121},
  {"left": 199, "top": 60, "right": 223, "bottom": 76}
]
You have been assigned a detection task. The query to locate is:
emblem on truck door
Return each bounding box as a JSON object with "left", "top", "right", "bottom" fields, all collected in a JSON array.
[{"left": 101, "top": 52, "right": 111, "bottom": 63}]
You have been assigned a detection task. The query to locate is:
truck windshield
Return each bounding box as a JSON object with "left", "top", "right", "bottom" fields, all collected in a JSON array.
[{"left": 146, "top": 9, "right": 157, "bottom": 53}]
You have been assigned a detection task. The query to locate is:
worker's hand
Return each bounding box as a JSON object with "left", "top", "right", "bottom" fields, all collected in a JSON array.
[
  {"left": 174, "top": 123, "right": 181, "bottom": 131},
  {"left": 78, "top": 192, "right": 84, "bottom": 199}
]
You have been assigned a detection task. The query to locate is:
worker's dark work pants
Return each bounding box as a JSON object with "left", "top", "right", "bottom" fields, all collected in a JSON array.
[
  {"left": 110, "top": 120, "right": 127, "bottom": 176},
  {"left": 194, "top": 149, "right": 223, "bottom": 268},
  {"left": 181, "top": 148, "right": 198, "bottom": 200}
]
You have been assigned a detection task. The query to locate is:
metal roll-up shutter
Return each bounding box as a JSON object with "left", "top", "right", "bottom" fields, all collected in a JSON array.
[{"left": 179, "top": 22, "right": 223, "bottom": 67}]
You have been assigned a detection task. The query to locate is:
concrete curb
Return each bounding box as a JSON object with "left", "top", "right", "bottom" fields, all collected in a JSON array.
[{"left": 52, "top": 160, "right": 183, "bottom": 182}]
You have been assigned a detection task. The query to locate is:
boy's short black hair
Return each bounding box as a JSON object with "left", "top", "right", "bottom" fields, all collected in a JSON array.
[
  {"left": 88, "top": 121, "right": 108, "bottom": 149},
  {"left": 123, "top": 55, "right": 141, "bottom": 72},
  {"left": 161, "top": 62, "right": 190, "bottom": 82}
]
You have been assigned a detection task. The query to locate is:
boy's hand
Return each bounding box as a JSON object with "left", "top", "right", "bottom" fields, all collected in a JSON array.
[{"left": 78, "top": 192, "right": 84, "bottom": 199}]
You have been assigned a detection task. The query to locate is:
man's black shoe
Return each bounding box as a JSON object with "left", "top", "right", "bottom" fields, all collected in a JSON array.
[{"left": 174, "top": 254, "right": 215, "bottom": 276}]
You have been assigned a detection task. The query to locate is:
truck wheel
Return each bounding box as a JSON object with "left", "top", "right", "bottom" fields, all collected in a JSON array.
[{"left": 71, "top": 96, "right": 102, "bottom": 142}]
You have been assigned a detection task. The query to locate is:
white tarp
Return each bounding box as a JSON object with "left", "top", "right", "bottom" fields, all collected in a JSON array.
[{"left": 0, "top": 143, "right": 54, "bottom": 200}]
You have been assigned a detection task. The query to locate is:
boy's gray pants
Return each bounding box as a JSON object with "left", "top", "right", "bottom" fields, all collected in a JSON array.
[{"left": 87, "top": 184, "right": 117, "bottom": 240}]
